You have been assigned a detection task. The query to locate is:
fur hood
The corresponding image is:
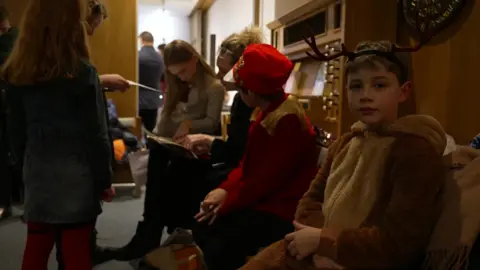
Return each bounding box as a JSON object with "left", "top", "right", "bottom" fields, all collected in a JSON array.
[{"left": 351, "top": 115, "right": 447, "bottom": 156}]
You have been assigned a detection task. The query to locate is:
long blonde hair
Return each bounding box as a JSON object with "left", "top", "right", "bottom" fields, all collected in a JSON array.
[
  {"left": 220, "top": 26, "right": 264, "bottom": 65},
  {"left": 162, "top": 40, "right": 217, "bottom": 117},
  {"left": 2, "top": 0, "right": 90, "bottom": 85}
]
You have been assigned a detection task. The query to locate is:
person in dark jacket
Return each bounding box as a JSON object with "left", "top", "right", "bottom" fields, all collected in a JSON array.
[
  {"left": 95, "top": 26, "right": 264, "bottom": 264},
  {"left": 2, "top": 1, "right": 114, "bottom": 270},
  {"left": 138, "top": 31, "right": 164, "bottom": 131}
]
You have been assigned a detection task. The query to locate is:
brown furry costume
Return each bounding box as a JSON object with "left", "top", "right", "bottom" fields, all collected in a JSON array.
[{"left": 240, "top": 115, "right": 447, "bottom": 270}]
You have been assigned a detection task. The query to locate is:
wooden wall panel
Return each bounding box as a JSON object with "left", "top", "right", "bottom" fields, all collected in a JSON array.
[
  {"left": 340, "top": 0, "right": 398, "bottom": 134},
  {"left": 398, "top": 2, "right": 480, "bottom": 144},
  {"left": 89, "top": 0, "right": 138, "bottom": 117},
  {"left": 4, "top": 0, "right": 138, "bottom": 118}
]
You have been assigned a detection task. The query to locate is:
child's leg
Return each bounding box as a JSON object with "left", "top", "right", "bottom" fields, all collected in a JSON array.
[
  {"left": 22, "top": 222, "right": 56, "bottom": 270},
  {"left": 59, "top": 221, "right": 95, "bottom": 270},
  {"left": 193, "top": 210, "right": 293, "bottom": 270}
]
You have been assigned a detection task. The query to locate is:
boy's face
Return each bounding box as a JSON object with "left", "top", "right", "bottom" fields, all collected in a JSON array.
[{"left": 346, "top": 64, "right": 410, "bottom": 127}]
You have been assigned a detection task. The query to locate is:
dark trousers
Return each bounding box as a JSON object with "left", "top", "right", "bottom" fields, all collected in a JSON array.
[
  {"left": 22, "top": 221, "right": 95, "bottom": 270},
  {"left": 193, "top": 209, "right": 293, "bottom": 270},
  {"left": 143, "top": 143, "right": 228, "bottom": 231},
  {"left": 139, "top": 109, "right": 158, "bottom": 132}
]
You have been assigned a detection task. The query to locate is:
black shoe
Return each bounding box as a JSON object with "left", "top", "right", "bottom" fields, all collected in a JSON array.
[
  {"left": 105, "top": 221, "right": 163, "bottom": 261},
  {"left": 0, "top": 206, "right": 12, "bottom": 221},
  {"left": 92, "top": 245, "right": 117, "bottom": 265}
]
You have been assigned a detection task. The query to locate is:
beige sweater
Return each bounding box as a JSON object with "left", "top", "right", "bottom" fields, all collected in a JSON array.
[{"left": 153, "top": 80, "right": 225, "bottom": 137}]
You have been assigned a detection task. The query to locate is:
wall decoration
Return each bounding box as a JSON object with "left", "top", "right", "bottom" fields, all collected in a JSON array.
[{"left": 402, "top": 0, "right": 467, "bottom": 35}]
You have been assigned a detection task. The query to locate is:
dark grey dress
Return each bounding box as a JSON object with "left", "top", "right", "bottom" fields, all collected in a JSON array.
[{"left": 5, "top": 61, "right": 112, "bottom": 224}]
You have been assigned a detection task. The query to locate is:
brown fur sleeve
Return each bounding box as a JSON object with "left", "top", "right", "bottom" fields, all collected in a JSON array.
[
  {"left": 316, "top": 136, "right": 445, "bottom": 269},
  {"left": 294, "top": 134, "right": 351, "bottom": 227}
]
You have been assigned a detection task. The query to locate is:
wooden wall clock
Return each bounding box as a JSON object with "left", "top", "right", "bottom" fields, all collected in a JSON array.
[{"left": 402, "top": 0, "right": 467, "bottom": 35}]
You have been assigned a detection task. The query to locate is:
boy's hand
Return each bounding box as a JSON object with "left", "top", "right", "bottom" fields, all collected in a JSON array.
[
  {"left": 102, "top": 186, "right": 116, "bottom": 202},
  {"left": 285, "top": 221, "right": 322, "bottom": 260},
  {"left": 194, "top": 188, "right": 227, "bottom": 224}
]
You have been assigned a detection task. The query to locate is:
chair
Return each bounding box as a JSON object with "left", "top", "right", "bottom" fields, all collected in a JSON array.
[{"left": 111, "top": 117, "right": 143, "bottom": 196}]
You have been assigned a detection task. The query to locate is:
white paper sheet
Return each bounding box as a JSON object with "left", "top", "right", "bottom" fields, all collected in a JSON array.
[{"left": 127, "top": 80, "right": 162, "bottom": 93}]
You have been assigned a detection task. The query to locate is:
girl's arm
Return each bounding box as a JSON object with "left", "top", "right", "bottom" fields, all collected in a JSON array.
[{"left": 84, "top": 68, "right": 113, "bottom": 192}]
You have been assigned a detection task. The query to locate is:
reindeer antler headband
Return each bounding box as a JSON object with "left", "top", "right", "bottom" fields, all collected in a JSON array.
[{"left": 303, "top": 9, "right": 435, "bottom": 63}]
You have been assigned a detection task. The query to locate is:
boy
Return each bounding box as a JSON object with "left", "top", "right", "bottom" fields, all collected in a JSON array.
[
  {"left": 240, "top": 41, "right": 447, "bottom": 270},
  {"left": 192, "top": 44, "right": 319, "bottom": 270}
]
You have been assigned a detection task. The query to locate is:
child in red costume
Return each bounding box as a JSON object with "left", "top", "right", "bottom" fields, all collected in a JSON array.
[
  {"left": 240, "top": 41, "right": 448, "bottom": 270},
  {"left": 192, "top": 44, "right": 319, "bottom": 270}
]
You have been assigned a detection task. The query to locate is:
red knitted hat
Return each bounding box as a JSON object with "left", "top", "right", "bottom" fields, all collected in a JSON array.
[{"left": 223, "top": 44, "right": 293, "bottom": 95}]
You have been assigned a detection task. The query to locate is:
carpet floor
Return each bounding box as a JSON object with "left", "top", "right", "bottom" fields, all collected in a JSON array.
[{"left": 0, "top": 187, "right": 147, "bottom": 270}]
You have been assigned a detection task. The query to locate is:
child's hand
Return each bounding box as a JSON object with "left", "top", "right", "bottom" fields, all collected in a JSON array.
[
  {"left": 102, "top": 186, "right": 116, "bottom": 202},
  {"left": 99, "top": 74, "right": 130, "bottom": 92},
  {"left": 285, "top": 221, "right": 322, "bottom": 260},
  {"left": 194, "top": 188, "right": 227, "bottom": 224}
]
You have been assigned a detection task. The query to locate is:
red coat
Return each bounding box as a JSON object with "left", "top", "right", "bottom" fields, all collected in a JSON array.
[{"left": 218, "top": 94, "right": 318, "bottom": 221}]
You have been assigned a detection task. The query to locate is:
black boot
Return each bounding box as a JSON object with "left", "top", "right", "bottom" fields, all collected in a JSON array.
[
  {"left": 92, "top": 244, "right": 118, "bottom": 265},
  {"left": 96, "top": 220, "right": 163, "bottom": 262}
]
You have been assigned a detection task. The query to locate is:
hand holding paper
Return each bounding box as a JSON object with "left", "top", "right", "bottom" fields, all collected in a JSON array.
[{"left": 100, "top": 74, "right": 130, "bottom": 92}]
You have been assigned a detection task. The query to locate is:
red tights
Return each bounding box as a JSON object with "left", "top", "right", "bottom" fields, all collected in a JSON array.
[{"left": 22, "top": 221, "right": 94, "bottom": 270}]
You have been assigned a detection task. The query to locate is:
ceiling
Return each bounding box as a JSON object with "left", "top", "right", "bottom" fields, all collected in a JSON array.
[{"left": 138, "top": 0, "right": 197, "bottom": 15}]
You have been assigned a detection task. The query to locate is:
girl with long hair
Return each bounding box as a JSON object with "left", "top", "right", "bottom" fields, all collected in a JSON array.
[
  {"left": 153, "top": 40, "right": 225, "bottom": 139},
  {"left": 2, "top": 1, "right": 113, "bottom": 269}
]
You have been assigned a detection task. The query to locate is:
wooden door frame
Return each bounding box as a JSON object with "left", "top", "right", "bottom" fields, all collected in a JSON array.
[{"left": 254, "top": 0, "right": 260, "bottom": 26}]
